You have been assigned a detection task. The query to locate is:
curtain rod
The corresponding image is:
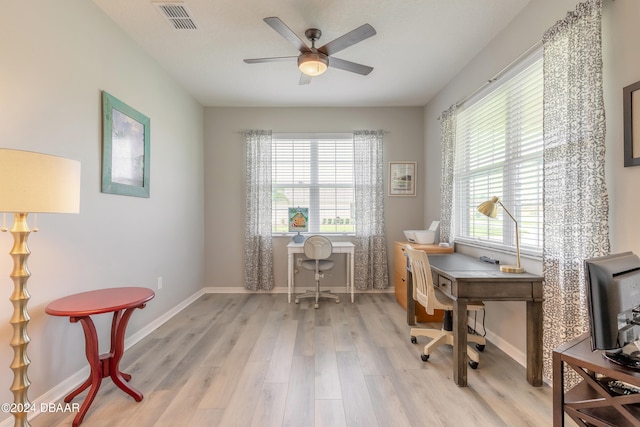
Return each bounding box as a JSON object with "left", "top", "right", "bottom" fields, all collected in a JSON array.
[{"left": 455, "top": 39, "right": 542, "bottom": 107}]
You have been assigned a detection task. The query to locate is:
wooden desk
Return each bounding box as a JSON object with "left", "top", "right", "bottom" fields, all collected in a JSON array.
[
  {"left": 427, "top": 253, "right": 544, "bottom": 387},
  {"left": 553, "top": 333, "right": 640, "bottom": 426},
  {"left": 287, "top": 241, "right": 355, "bottom": 303},
  {"left": 46, "top": 287, "right": 155, "bottom": 427}
]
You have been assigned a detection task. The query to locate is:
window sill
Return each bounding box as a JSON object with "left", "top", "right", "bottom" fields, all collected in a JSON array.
[
  {"left": 272, "top": 233, "right": 356, "bottom": 238},
  {"left": 454, "top": 238, "right": 542, "bottom": 262}
]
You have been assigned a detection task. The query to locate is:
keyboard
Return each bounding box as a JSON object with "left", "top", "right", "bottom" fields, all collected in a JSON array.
[
  {"left": 607, "top": 380, "right": 640, "bottom": 395},
  {"left": 603, "top": 350, "right": 640, "bottom": 371}
]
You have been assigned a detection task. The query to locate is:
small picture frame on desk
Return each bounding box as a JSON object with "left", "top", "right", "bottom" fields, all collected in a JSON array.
[{"left": 388, "top": 161, "right": 416, "bottom": 196}]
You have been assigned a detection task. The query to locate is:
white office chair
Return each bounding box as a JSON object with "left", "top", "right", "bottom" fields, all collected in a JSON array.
[
  {"left": 405, "top": 245, "right": 486, "bottom": 369},
  {"left": 295, "top": 235, "right": 340, "bottom": 309}
]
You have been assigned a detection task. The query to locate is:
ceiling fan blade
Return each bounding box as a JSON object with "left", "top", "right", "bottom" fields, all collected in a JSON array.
[
  {"left": 264, "top": 17, "right": 311, "bottom": 53},
  {"left": 299, "top": 73, "right": 312, "bottom": 85},
  {"left": 318, "top": 24, "right": 376, "bottom": 56},
  {"left": 328, "top": 57, "right": 373, "bottom": 75},
  {"left": 244, "top": 56, "right": 298, "bottom": 64}
]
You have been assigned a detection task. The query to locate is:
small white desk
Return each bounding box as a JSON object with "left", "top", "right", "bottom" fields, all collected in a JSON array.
[{"left": 287, "top": 241, "right": 355, "bottom": 304}]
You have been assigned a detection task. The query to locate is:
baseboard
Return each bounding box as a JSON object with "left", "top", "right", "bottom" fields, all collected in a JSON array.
[
  {"left": 0, "top": 289, "right": 205, "bottom": 427},
  {"left": 126, "top": 289, "right": 204, "bottom": 348},
  {"left": 467, "top": 314, "right": 527, "bottom": 371},
  {"left": 482, "top": 327, "right": 551, "bottom": 386},
  {"left": 483, "top": 328, "right": 526, "bottom": 368}
]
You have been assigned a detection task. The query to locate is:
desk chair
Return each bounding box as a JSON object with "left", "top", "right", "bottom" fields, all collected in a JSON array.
[
  {"left": 405, "top": 245, "right": 486, "bottom": 369},
  {"left": 295, "top": 235, "right": 340, "bottom": 309}
]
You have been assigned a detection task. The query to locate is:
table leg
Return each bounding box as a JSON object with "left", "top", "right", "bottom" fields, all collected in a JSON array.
[
  {"left": 288, "top": 251, "right": 294, "bottom": 303},
  {"left": 527, "top": 299, "right": 544, "bottom": 386},
  {"left": 66, "top": 306, "right": 146, "bottom": 427},
  {"left": 66, "top": 316, "right": 103, "bottom": 427},
  {"left": 553, "top": 349, "right": 565, "bottom": 426},
  {"left": 350, "top": 250, "right": 355, "bottom": 303},
  {"left": 406, "top": 267, "right": 416, "bottom": 325},
  {"left": 108, "top": 307, "right": 144, "bottom": 401},
  {"left": 452, "top": 299, "right": 468, "bottom": 386}
]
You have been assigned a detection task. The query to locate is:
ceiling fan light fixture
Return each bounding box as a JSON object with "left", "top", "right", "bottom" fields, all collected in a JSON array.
[{"left": 298, "top": 52, "right": 328, "bottom": 76}]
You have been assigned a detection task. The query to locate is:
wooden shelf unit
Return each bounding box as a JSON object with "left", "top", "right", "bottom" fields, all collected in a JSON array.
[
  {"left": 553, "top": 333, "right": 640, "bottom": 426},
  {"left": 393, "top": 241, "right": 453, "bottom": 323}
]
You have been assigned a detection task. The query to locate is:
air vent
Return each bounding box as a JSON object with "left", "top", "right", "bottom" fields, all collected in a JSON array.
[{"left": 154, "top": 2, "right": 198, "bottom": 30}]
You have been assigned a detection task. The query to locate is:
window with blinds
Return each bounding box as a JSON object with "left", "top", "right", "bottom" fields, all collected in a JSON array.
[
  {"left": 272, "top": 133, "right": 355, "bottom": 234},
  {"left": 453, "top": 50, "right": 543, "bottom": 255}
]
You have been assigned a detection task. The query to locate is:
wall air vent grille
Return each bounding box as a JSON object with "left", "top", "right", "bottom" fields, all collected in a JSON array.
[{"left": 154, "top": 2, "right": 198, "bottom": 30}]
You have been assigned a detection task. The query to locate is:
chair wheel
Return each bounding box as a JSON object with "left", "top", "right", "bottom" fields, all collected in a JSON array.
[
  {"left": 476, "top": 344, "right": 485, "bottom": 352},
  {"left": 411, "top": 336, "right": 417, "bottom": 344},
  {"left": 469, "top": 360, "right": 479, "bottom": 369},
  {"left": 315, "top": 303, "right": 319, "bottom": 309},
  {"left": 421, "top": 353, "right": 429, "bottom": 362},
  {"left": 335, "top": 299, "right": 340, "bottom": 303}
]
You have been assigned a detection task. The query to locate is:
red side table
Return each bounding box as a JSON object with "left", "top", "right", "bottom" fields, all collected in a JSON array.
[{"left": 45, "top": 287, "right": 155, "bottom": 427}]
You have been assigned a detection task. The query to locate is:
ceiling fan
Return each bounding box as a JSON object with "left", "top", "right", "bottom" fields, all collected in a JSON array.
[{"left": 243, "top": 17, "right": 376, "bottom": 85}]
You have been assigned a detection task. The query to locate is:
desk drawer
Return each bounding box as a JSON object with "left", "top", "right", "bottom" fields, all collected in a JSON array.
[{"left": 436, "top": 275, "right": 452, "bottom": 294}]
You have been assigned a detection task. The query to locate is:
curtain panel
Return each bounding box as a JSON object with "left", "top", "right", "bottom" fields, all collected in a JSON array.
[
  {"left": 353, "top": 130, "right": 388, "bottom": 289},
  {"left": 244, "top": 130, "right": 275, "bottom": 291},
  {"left": 542, "top": 0, "right": 609, "bottom": 382},
  {"left": 439, "top": 104, "right": 457, "bottom": 244}
]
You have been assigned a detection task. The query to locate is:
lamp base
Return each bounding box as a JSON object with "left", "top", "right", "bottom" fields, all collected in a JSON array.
[
  {"left": 9, "top": 213, "right": 32, "bottom": 427},
  {"left": 500, "top": 264, "right": 525, "bottom": 274}
]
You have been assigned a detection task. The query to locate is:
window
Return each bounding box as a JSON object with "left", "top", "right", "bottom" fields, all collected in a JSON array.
[
  {"left": 272, "top": 133, "right": 355, "bottom": 234},
  {"left": 453, "top": 50, "right": 543, "bottom": 255}
]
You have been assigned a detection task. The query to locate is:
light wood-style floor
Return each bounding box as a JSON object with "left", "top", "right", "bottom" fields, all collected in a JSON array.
[{"left": 32, "top": 293, "right": 558, "bottom": 427}]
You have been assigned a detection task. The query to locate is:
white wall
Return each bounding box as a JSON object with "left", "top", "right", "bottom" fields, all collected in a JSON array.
[
  {"left": 0, "top": 0, "right": 204, "bottom": 421},
  {"left": 203, "top": 107, "right": 425, "bottom": 290},
  {"left": 424, "top": 0, "right": 640, "bottom": 367},
  {"left": 602, "top": 0, "right": 640, "bottom": 251}
]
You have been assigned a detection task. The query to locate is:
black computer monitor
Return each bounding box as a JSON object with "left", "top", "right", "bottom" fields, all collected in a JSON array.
[{"left": 585, "top": 252, "right": 640, "bottom": 358}]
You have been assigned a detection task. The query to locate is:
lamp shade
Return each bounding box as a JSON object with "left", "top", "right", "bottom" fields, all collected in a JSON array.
[
  {"left": 0, "top": 148, "right": 81, "bottom": 213},
  {"left": 477, "top": 196, "right": 500, "bottom": 219}
]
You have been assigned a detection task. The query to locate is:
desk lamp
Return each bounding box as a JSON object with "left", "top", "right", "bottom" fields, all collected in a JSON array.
[
  {"left": 477, "top": 196, "right": 525, "bottom": 273},
  {"left": 0, "top": 149, "right": 80, "bottom": 427}
]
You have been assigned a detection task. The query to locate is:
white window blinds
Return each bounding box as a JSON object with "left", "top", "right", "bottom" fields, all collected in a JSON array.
[
  {"left": 272, "top": 133, "right": 355, "bottom": 234},
  {"left": 454, "top": 51, "right": 543, "bottom": 255}
]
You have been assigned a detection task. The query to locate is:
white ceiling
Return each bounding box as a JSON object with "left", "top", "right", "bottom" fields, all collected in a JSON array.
[{"left": 92, "top": 0, "right": 529, "bottom": 107}]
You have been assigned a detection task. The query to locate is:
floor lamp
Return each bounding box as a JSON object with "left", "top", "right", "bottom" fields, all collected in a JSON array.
[
  {"left": 477, "top": 196, "right": 525, "bottom": 273},
  {"left": 0, "top": 149, "right": 81, "bottom": 427}
]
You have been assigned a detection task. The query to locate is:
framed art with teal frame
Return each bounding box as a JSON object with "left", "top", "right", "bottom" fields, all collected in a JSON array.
[{"left": 101, "top": 91, "right": 150, "bottom": 197}]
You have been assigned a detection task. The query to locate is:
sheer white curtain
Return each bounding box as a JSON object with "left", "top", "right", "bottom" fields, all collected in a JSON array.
[
  {"left": 244, "top": 130, "right": 274, "bottom": 291},
  {"left": 353, "top": 130, "right": 388, "bottom": 289},
  {"left": 438, "top": 105, "right": 457, "bottom": 244},
  {"left": 542, "top": 0, "right": 609, "bottom": 381}
]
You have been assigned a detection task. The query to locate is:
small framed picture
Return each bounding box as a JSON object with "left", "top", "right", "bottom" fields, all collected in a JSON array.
[
  {"left": 288, "top": 207, "right": 309, "bottom": 232},
  {"left": 624, "top": 80, "right": 640, "bottom": 167},
  {"left": 388, "top": 161, "right": 416, "bottom": 196},
  {"left": 101, "top": 91, "right": 150, "bottom": 197}
]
